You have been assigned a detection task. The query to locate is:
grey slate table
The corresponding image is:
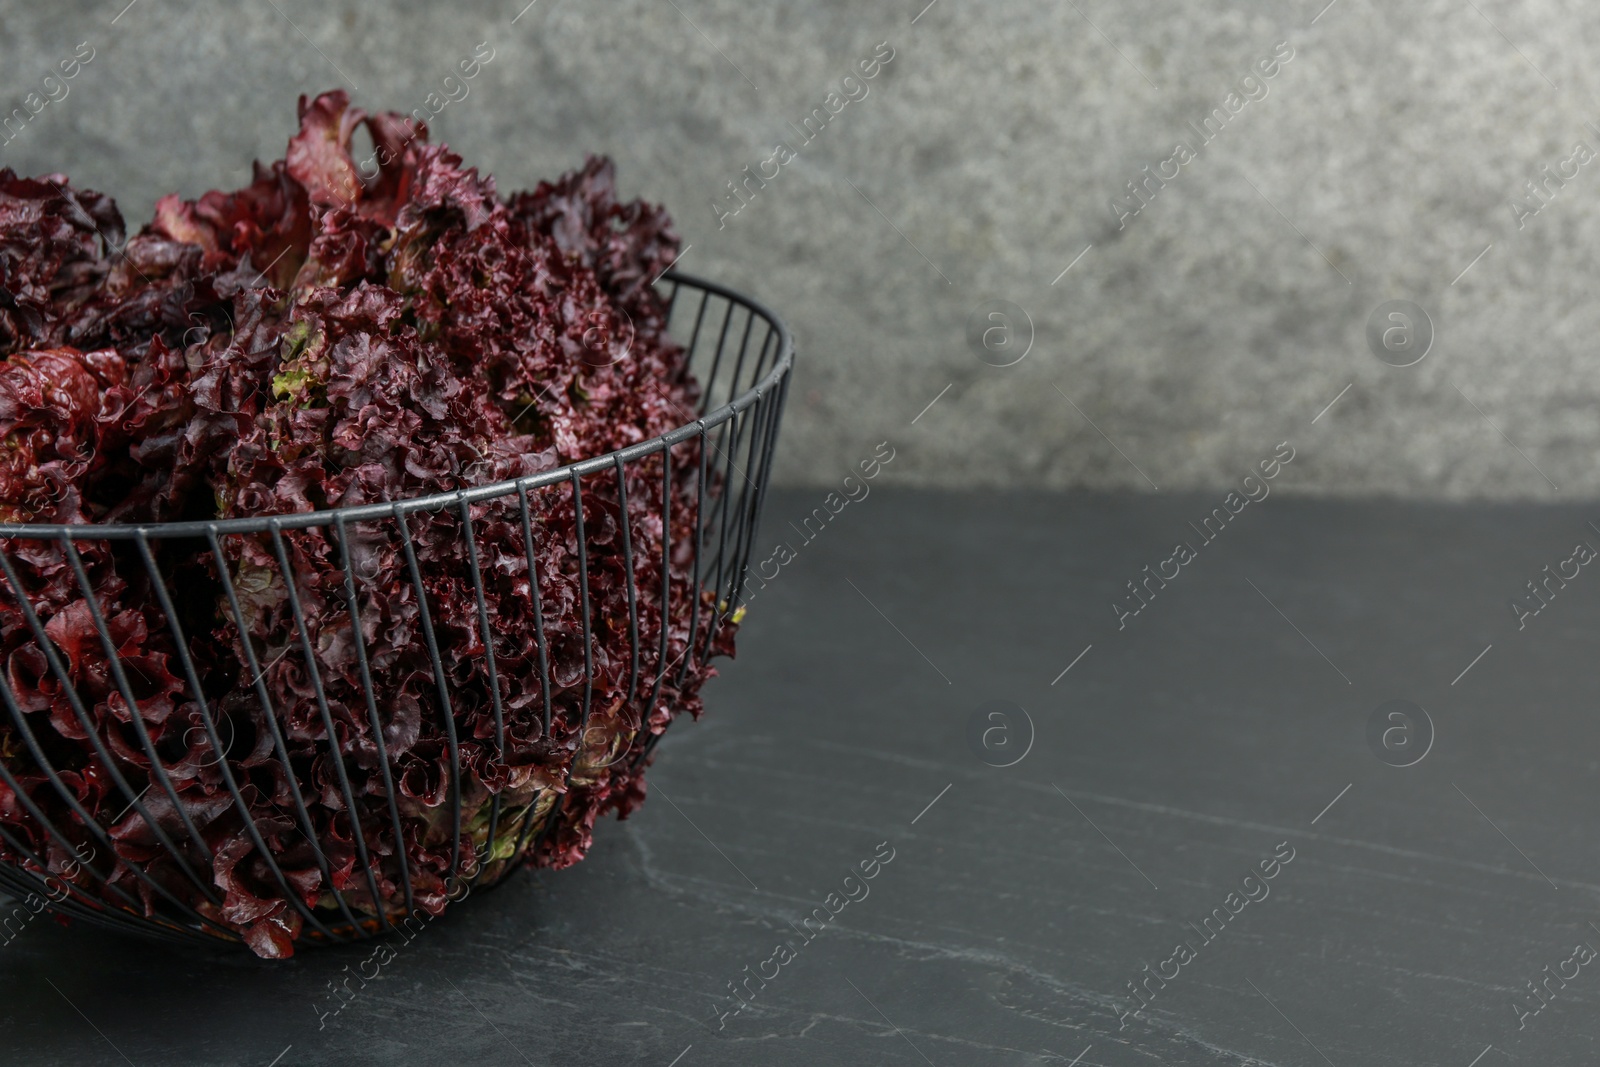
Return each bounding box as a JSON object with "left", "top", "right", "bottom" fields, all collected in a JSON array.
[{"left": 3, "top": 487, "right": 1599, "bottom": 1066}]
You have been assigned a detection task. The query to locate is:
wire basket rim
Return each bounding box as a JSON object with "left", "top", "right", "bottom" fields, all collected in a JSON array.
[{"left": 0, "top": 270, "right": 794, "bottom": 541}]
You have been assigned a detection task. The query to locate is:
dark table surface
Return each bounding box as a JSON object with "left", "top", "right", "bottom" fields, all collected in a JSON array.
[{"left": 4, "top": 486, "right": 1600, "bottom": 1067}]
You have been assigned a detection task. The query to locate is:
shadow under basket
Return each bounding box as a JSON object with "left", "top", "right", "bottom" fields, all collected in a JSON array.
[{"left": 0, "top": 273, "right": 792, "bottom": 954}]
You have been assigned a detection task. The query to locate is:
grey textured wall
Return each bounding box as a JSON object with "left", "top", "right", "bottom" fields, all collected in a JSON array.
[{"left": 2, "top": 0, "right": 1594, "bottom": 497}]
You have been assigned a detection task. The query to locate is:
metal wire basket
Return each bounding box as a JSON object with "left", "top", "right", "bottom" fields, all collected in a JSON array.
[{"left": 0, "top": 272, "right": 792, "bottom": 951}]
